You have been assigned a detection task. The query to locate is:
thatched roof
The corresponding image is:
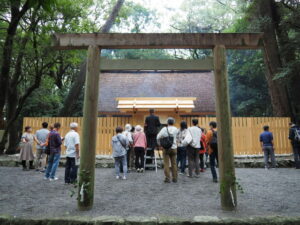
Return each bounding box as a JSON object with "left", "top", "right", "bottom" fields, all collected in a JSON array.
[{"left": 98, "top": 71, "right": 215, "bottom": 113}]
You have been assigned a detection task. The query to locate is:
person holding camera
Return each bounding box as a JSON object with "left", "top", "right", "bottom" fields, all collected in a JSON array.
[{"left": 157, "top": 117, "right": 178, "bottom": 183}]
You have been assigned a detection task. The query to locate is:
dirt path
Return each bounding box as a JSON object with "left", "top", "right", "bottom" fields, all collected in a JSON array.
[{"left": 0, "top": 167, "right": 299, "bottom": 219}]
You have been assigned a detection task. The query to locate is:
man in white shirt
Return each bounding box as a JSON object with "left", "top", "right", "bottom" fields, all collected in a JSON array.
[
  {"left": 64, "top": 122, "right": 80, "bottom": 184},
  {"left": 157, "top": 117, "right": 178, "bottom": 183},
  {"left": 183, "top": 119, "right": 202, "bottom": 178}
]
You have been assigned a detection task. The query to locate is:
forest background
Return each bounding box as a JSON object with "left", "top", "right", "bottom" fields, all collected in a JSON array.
[{"left": 0, "top": 0, "right": 299, "bottom": 154}]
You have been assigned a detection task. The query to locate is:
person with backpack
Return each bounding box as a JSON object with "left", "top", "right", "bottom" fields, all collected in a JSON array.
[
  {"left": 157, "top": 117, "right": 178, "bottom": 183},
  {"left": 260, "top": 125, "right": 276, "bottom": 169},
  {"left": 182, "top": 119, "right": 202, "bottom": 178},
  {"left": 289, "top": 122, "right": 300, "bottom": 169},
  {"left": 133, "top": 125, "right": 147, "bottom": 173},
  {"left": 206, "top": 121, "right": 218, "bottom": 183},
  {"left": 120, "top": 124, "right": 133, "bottom": 173},
  {"left": 112, "top": 126, "right": 129, "bottom": 180}
]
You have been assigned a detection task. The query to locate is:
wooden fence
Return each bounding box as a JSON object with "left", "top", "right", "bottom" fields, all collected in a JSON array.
[{"left": 23, "top": 117, "right": 292, "bottom": 156}]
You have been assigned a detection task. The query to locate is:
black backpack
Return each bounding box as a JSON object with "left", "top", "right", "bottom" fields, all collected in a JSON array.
[
  {"left": 210, "top": 130, "right": 218, "bottom": 151},
  {"left": 160, "top": 127, "right": 174, "bottom": 150},
  {"left": 294, "top": 128, "right": 300, "bottom": 143}
]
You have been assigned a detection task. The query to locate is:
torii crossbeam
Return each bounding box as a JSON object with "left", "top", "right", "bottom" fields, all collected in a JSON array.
[{"left": 52, "top": 33, "right": 264, "bottom": 211}]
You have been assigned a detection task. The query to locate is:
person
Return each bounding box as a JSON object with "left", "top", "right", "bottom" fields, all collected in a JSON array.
[
  {"left": 182, "top": 119, "right": 202, "bottom": 178},
  {"left": 64, "top": 122, "right": 80, "bottom": 184},
  {"left": 157, "top": 117, "right": 178, "bottom": 183},
  {"left": 112, "top": 126, "right": 129, "bottom": 180},
  {"left": 145, "top": 109, "right": 161, "bottom": 154},
  {"left": 133, "top": 125, "right": 147, "bottom": 173},
  {"left": 35, "top": 122, "right": 49, "bottom": 172},
  {"left": 288, "top": 122, "right": 300, "bottom": 169},
  {"left": 44, "top": 122, "right": 63, "bottom": 181},
  {"left": 122, "top": 124, "right": 133, "bottom": 171},
  {"left": 206, "top": 121, "right": 218, "bottom": 183},
  {"left": 260, "top": 125, "right": 276, "bottom": 169},
  {"left": 199, "top": 128, "right": 207, "bottom": 172},
  {"left": 20, "top": 126, "right": 39, "bottom": 171},
  {"left": 176, "top": 121, "right": 188, "bottom": 175}
]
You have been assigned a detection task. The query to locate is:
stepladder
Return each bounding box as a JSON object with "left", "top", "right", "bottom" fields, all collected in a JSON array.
[{"left": 144, "top": 148, "right": 159, "bottom": 173}]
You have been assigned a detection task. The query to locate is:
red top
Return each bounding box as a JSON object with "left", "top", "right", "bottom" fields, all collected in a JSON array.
[
  {"left": 133, "top": 132, "right": 147, "bottom": 149},
  {"left": 199, "top": 133, "right": 207, "bottom": 154}
]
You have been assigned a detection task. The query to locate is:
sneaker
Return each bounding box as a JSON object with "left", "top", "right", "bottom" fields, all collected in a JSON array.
[
  {"left": 39, "top": 170, "right": 45, "bottom": 173},
  {"left": 35, "top": 169, "right": 40, "bottom": 172},
  {"left": 22, "top": 167, "right": 29, "bottom": 171},
  {"left": 116, "top": 176, "right": 120, "bottom": 179},
  {"left": 213, "top": 178, "right": 218, "bottom": 183},
  {"left": 140, "top": 168, "right": 144, "bottom": 173},
  {"left": 194, "top": 174, "right": 200, "bottom": 178},
  {"left": 49, "top": 177, "right": 59, "bottom": 181},
  {"left": 179, "top": 172, "right": 184, "bottom": 175},
  {"left": 164, "top": 178, "right": 171, "bottom": 183},
  {"left": 44, "top": 177, "right": 49, "bottom": 180},
  {"left": 122, "top": 176, "right": 127, "bottom": 180},
  {"left": 137, "top": 168, "right": 140, "bottom": 173},
  {"left": 172, "top": 179, "right": 177, "bottom": 183}
]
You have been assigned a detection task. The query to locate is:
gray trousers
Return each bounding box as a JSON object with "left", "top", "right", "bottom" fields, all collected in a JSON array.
[
  {"left": 263, "top": 146, "right": 276, "bottom": 168},
  {"left": 187, "top": 146, "right": 200, "bottom": 176}
]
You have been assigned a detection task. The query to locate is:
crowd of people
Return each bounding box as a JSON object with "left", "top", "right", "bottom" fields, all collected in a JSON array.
[
  {"left": 112, "top": 109, "right": 220, "bottom": 183},
  {"left": 19, "top": 122, "right": 80, "bottom": 183},
  {"left": 19, "top": 109, "right": 300, "bottom": 185}
]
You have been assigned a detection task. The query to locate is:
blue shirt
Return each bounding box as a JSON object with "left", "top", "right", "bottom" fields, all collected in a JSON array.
[{"left": 260, "top": 131, "right": 273, "bottom": 147}]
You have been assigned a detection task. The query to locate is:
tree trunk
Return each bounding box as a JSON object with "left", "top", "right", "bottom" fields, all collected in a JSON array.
[
  {"left": 257, "top": 0, "right": 291, "bottom": 116},
  {"left": 0, "top": 1, "right": 30, "bottom": 124},
  {"left": 58, "top": 0, "right": 125, "bottom": 116},
  {"left": 6, "top": 120, "right": 21, "bottom": 155},
  {"left": 272, "top": 2, "right": 300, "bottom": 121}
]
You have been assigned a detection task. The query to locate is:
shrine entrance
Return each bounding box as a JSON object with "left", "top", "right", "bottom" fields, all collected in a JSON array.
[{"left": 53, "top": 33, "right": 264, "bottom": 211}]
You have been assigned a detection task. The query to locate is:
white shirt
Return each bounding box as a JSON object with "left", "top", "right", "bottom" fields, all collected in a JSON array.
[
  {"left": 182, "top": 126, "right": 202, "bottom": 148},
  {"left": 157, "top": 126, "right": 178, "bottom": 149},
  {"left": 64, "top": 130, "right": 80, "bottom": 157}
]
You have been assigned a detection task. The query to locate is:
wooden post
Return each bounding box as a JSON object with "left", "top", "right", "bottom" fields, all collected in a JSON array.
[
  {"left": 213, "top": 45, "right": 237, "bottom": 210},
  {"left": 78, "top": 45, "right": 100, "bottom": 210}
]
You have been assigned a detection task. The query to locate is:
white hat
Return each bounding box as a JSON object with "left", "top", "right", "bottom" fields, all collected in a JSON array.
[
  {"left": 125, "top": 124, "right": 132, "bottom": 131},
  {"left": 135, "top": 125, "right": 142, "bottom": 132},
  {"left": 70, "top": 122, "right": 78, "bottom": 128}
]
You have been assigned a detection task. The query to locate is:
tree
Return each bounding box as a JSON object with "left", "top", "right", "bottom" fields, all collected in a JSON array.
[
  {"left": 58, "top": 0, "right": 125, "bottom": 116},
  {"left": 0, "top": 0, "right": 94, "bottom": 154}
]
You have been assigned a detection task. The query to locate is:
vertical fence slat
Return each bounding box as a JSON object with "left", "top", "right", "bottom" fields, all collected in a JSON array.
[{"left": 23, "top": 117, "right": 292, "bottom": 156}]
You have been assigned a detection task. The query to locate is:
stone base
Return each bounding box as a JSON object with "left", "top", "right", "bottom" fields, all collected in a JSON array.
[
  {"left": 0, "top": 215, "right": 300, "bottom": 225},
  {"left": 0, "top": 154, "right": 295, "bottom": 168}
]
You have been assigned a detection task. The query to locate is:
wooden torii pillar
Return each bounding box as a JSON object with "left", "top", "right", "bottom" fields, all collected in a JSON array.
[{"left": 53, "top": 33, "right": 264, "bottom": 211}]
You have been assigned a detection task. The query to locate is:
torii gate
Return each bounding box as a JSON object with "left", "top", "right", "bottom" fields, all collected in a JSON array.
[{"left": 53, "top": 33, "right": 264, "bottom": 211}]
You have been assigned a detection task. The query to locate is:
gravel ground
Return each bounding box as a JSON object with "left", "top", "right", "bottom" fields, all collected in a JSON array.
[{"left": 0, "top": 167, "right": 299, "bottom": 219}]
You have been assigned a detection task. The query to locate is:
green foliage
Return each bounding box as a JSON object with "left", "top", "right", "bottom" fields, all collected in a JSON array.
[{"left": 227, "top": 50, "right": 272, "bottom": 116}]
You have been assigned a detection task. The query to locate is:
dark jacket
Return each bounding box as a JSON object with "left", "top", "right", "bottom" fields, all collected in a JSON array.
[
  {"left": 145, "top": 114, "right": 161, "bottom": 135},
  {"left": 49, "top": 130, "right": 62, "bottom": 154},
  {"left": 289, "top": 125, "right": 300, "bottom": 148}
]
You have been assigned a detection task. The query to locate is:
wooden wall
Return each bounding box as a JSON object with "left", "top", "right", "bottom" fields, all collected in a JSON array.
[{"left": 23, "top": 117, "right": 292, "bottom": 156}]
